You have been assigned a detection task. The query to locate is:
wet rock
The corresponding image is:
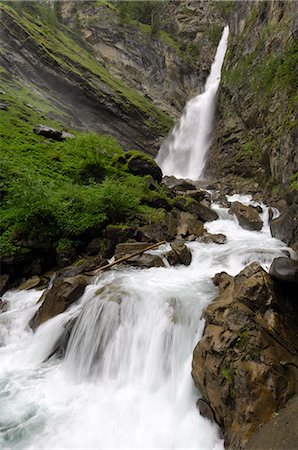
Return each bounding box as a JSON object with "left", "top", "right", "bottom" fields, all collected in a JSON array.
[
  {"left": 270, "top": 204, "right": 298, "bottom": 248},
  {"left": 126, "top": 253, "right": 164, "bottom": 268},
  {"left": 30, "top": 275, "right": 88, "bottom": 330},
  {"left": 212, "top": 271, "right": 233, "bottom": 293},
  {"left": 137, "top": 212, "right": 177, "bottom": 243},
  {"left": 0, "top": 274, "right": 9, "bottom": 296},
  {"left": 211, "top": 192, "right": 231, "bottom": 208},
  {"left": 197, "top": 399, "right": 216, "bottom": 423},
  {"left": 18, "top": 276, "right": 43, "bottom": 290},
  {"left": 0, "top": 298, "right": 8, "bottom": 313},
  {"left": 173, "top": 197, "right": 218, "bottom": 222},
  {"left": 269, "top": 257, "right": 298, "bottom": 284},
  {"left": 114, "top": 242, "right": 154, "bottom": 260},
  {"left": 176, "top": 212, "right": 204, "bottom": 238},
  {"left": 192, "top": 263, "right": 298, "bottom": 449},
  {"left": 229, "top": 201, "right": 263, "bottom": 231},
  {"left": 199, "top": 232, "right": 227, "bottom": 245},
  {"left": 165, "top": 242, "right": 192, "bottom": 266}
]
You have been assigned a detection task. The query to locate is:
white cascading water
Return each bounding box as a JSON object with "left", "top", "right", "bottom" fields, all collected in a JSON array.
[
  {"left": 156, "top": 26, "right": 229, "bottom": 180},
  {"left": 0, "top": 197, "right": 294, "bottom": 450}
]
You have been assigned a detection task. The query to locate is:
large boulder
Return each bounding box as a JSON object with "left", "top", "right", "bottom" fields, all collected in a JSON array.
[
  {"left": 270, "top": 205, "right": 298, "bottom": 251},
  {"left": 164, "top": 242, "right": 192, "bottom": 266},
  {"left": 269, "top": 257, "right": 298, "bottom": 284},
  {"left": 229, "top": 201, "right": 263, "bottom": 231},
  {"left": 33, "top": 125, "right": 75, "bottom": 141},
  {"left": 30, "top": 275, "right": 88, "bottom": 330},
  {"left": 173, "top": 197, "right": 218, "bottom": 222},
  {"left": 176, "top": 212, "right": 204, "bottom": 239},
  {"left": 137, "top": 211, "right": 178, "bottom": 242},
  {"left": 118, "top": 151, "right": 163, "bottom": 183},
  {"left": 192, "top": 263, "right": 298, "bottom": 449}
]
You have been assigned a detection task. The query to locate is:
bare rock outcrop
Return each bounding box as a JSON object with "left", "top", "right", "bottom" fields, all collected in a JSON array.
[
  {"left": 192, "top": 263, "right": 298, "bottom": 449},
  {"left": 229, "top": 201, "right": 263, "bottom": 231},
  {"left": 30, "top": 275, "right": 88, "bottom": 331}
]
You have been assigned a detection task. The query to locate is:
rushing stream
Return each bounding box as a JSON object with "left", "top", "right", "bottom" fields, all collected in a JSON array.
[{"left": 0, "top": 197, "right": 292, "bottom": 449}]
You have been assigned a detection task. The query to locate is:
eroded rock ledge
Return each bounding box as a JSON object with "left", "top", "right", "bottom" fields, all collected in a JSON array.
[{"left": 192, "top": 262, "right": 298, "bottom": 449}]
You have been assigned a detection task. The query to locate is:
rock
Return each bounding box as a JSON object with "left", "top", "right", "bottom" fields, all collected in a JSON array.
[
  {"left": 270, "top": 204, "right": 298, "bottom": 248},
  {"left": 173, "top": 197, "right": 218, "bottom": 222},
  {"left": 211, "top": 192, "right": 231, "bottom": 208},
  {"left": 120, "top": 151, "right": 162, "bottom": 183},
  {"left": 229, "top": 201, "right": 263, "bottom": 231},
  {"left": 105, "top": 225, "right": 136, "bottom": 257},
  {"left": 197, "top": 399, "right": 216, "bottom": 423},
  {"left": 212, "top": 271, "right": 233, "bottom": 293},
  {"left": 0, "top": 299, "right": 8, "bottom": 313},
  {"left": 176, "top": 212, "right": 204, "bottom": 238},
  {"left": 137, "top": 211, "right": 177, "bottom": 243},
  {"left": 18, "top": 276, "right": 43, "bottom": 290},
  {"left": 30, "top": 275, "right": 88, "bottom": 330},
  {"left": 86, "top": 238, "right": 102, "bottom": 256},
  {"left": 183, "top": 189, "right": 212, "bottom": 206},
  {"left": 33, "top": 125, "right": 65, "bottom": 140},
  {"left": 162, "top": 176, "right": 197, "bottom": 192},
  {"left": 114, "top": 242, "right": 154, "bottom": 260},
  {"left": 199, "top": 232, "right": 227, "bottom": 244},
  {"left": 0, "top": 101, "right": 9, "bottom": 110},
  {"left": 269, "top": 257, "right": 298, "bottom": 284},
  {"left": 165, "top": 242, "right": 192, "bottom": 266},
  {"left": 126, "top": 253, "right": 164, "bottom": 268},
  {"left": 144, "top": 195, "right": 172, "bottom": 211},
  {"left": 0, "top": 274, "right": 9, "bottom": 296},
  {"left": 56, "top": 244, "right": 77, "bottom": 268},
  {"left": 247, "top": 393, "right": 298, "bottom": 450},
  {"left": 61, "top": 131, "right": 75, "bottom": 139},
  {"left": 192, "top": 263, "right": 298, "bottom": 449}
]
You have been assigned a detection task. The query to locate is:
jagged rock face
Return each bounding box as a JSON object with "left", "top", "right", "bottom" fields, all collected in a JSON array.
[
  {"left": 0, "top": 1, "right": 224, "bottom": 156},
  {"left": 192, "top": 263, "right": 298, "bottom": 449},
  {"left": 205, "top": 0, "right": 297, "bottom": 191},
  {"left": 62, "top": 1, "right": 224, "bottom": 119}
]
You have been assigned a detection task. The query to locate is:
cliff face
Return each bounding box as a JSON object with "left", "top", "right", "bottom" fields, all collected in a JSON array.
[
  {"left": 0, "top": 0, "right": 224, "bottom": 155},
  {"left": 205, "top": 0, "right": 297, "bottom": 195}
]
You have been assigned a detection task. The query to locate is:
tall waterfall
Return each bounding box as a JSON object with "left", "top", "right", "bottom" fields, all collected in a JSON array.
[
  {"left": 156, "top": 26, "right": 229, "bottom": 180},
  {"left": 0, "top": 197, "right": 292, "bottom": 450}
]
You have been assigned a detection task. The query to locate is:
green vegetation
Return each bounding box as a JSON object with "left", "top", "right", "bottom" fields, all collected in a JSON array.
[
  {"left": 290, "top": 172, "right": 298, "bottom": 192},
  {"left": 116, "top": 0, "right": 168, "bottom": 38},
  {"left": 0, "top": 82, "right": 171, "bottom": 258}
]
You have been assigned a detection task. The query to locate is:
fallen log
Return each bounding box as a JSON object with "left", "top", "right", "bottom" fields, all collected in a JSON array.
[{"left": 85, "top": 241, "right": 166, "bottom": 276}]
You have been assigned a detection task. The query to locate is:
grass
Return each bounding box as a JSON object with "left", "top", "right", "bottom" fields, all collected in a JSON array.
[{"left": 0, "top": 78, "right": 172, "bottom": 258}]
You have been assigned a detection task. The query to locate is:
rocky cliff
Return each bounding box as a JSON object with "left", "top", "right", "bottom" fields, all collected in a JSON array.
[
  {"left": 0, "top": 0, "right": 224, "bottom": 155},
  {"left": 205, "top": 1, "right": 297, "bottom": 196}
]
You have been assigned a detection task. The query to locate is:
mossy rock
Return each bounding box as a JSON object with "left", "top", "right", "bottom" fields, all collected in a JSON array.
[{"left": 117, "top": 150, "right": 163, "bottom": 183}]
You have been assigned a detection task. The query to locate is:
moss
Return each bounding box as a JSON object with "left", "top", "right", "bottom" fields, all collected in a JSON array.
[{"left": 290, "top": 172, "right": 298, "bottom": 192}]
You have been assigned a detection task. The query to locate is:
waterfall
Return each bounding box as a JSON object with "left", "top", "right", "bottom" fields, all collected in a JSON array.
[
  {"left": 156, "top": 26, "right": 229, "bottom": 180},
  {"left": 0, "top": 198, "right": 292, "bottom": 450}
]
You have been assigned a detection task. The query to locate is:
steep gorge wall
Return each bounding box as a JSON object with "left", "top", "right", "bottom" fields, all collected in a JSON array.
[{"left": 205, "top": 0, "right": 297, "bottom": 196}]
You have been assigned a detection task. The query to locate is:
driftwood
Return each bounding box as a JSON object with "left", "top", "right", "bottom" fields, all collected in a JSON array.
[{"left": 86, "top": 241, "right": 166, "bottom": 276}]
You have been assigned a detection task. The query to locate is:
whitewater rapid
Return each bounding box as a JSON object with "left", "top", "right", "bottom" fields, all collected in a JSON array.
[
  {"left": 156, "top": 26, "right": 229, "bottom": 180},
  {"left": 0, "top": 196, "right": 293, "bottom": 450}
]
